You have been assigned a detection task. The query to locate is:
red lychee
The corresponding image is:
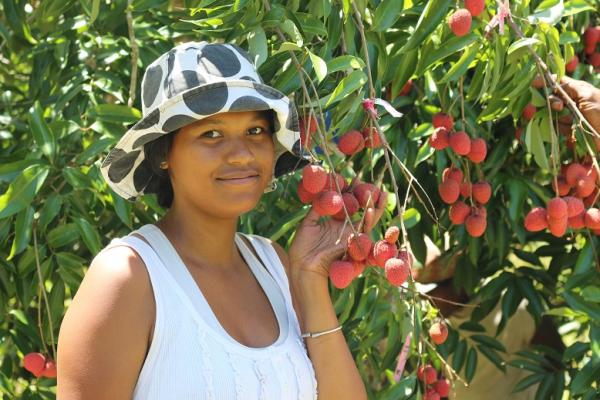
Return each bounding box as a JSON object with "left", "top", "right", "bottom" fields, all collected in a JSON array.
[
  {"left": 467, "top": 138, "right": 487, "bottom": 163},
  {"left": 299, "top": 115, "right": 318, "bottom": 147},
  {"left": 434, "top": 378, "right": 451, "bottom": 397},
  {"left": 566, "top": 163, "right": 587, "bottom": 186},
  {"left": 301, "top": 165, "right": 327, "bottom": 194},
  {"left": 460, "top": 182, "right": 472, "bottom": 198},
  {"left": 384, "top": 257, "right": 410, "bottom": 286},
  {"left": 297, "top": 182, "right": 318, "bottom": 204},
  {"left": 329, "top": 260, "right": 354, "bottom": 289},
  {"left": 41, "top": 359, "right": 57, "bottom": 378},
  {"left": 472, "top": 181, "right": 492, "bottom": 204},
  {"left": 569, "top": 212, "right": 586, "bottom": 229},
  {"left": 442, "top": 167, "right": 463, "bottom": 183},
  {"left": 449, "top": 131, "right": 471, "bottom": 155},
  {"left": 548, "top": 216, "right": 568, "bottom": 237},
  {"left": 324, "top": 173, "right": 347, "bottom": 191},
  {"left": 384, "top": 226, "right": 400, "bottom": 244},
  {"left": 564, "top": 196, "right": 585, "bottom": 218},
  {"left": 313, "top": 190, "right": 344, "bottom": 216},
  {"left": 337, "top": 130, "right": 365, "bottom": 156},
  {"left": 547, "top": 197, "right": 568, "bottom": 219},
  {"left": 332, "top": 192, "right": 360, "bottom": 220},
  {"left": 584, "top": 26, "right": 600, "bottom": 48},
  {"left": 438, "top": 179, "right": 460, "bottom": 204},
  {"left": 566, "top": 56, "right": 579, "bottom": 73},
  {"left": 524, "top": 207, "right": 548, "bottom": 232},
  {"left": 432, "top": 113, "right": 454, "bottom": 131},
  {"left": 353, "top": 261, "right": 366, "bottom": 278},
  {"left": 373, "top": 240, "right": 398, "bottom": 267},
  {"left": 398, "top": 80, "right": 413, "bottom": 96},
  {"left": 522, "top": 103, "right": 537, "bottom": 121},
  {"left": 449, "top": 201, "right": 470, "bottom": 224},
  {"left": 465, "top": 213, "right": 486, "bottom": 237},
  {"left": 417, "top": 364, "right": 437, "bottom": 384},
  {"left": 429, "top": 127, "right": 450, "bottom": 150},
  {"left": 353, "top": 183, "right": 381, "bottom": 208},
  {"left": 347, "top": 233, "right": 373, "bottom": 262},
  {"left": 424, "top": 389, "right": 441, "bottom": 400},
  {"left": 448, "top": 9, "right": 472, "bottom": 37},
  {"left": 361, "top": 126, "right": 382, "bottom": 148},
  {"left": 465, "top": 0, "right": 485, "bottom": 17},
  {"left": 577, "top": 176, "right": 595, "bottom": 198},
  {"left": 429, "top": 321, "right": 448, "bottom": 344},
  {"left": 23, "top": 352, "right": 46, "bottom": 378},
  {"left": 585, "top": 208, "right": 600, "bottom": 229},
  {"left": 552, "top": 177, "right": 571, "bottom": 197}
]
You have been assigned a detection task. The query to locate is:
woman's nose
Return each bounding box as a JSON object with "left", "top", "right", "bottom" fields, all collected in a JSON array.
[{"left": 225, "top": 138, "right": 254, "bottom": 164}]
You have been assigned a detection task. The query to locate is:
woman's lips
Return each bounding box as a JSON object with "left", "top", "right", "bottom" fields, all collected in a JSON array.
[{"left": 216, "top": 175, "right": 260, "bottom": 185}]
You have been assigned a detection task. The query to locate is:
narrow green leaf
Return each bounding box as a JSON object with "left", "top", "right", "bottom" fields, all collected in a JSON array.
[
  {"left": 452, "top": 339, "right": 467, "bottom": 372},
  {"left": 507, "top": 38, "right": 542, "bottom": 55},
  {"left": 28, "top": 101, "right": 57, "bottom": 161},
  {"left": 512, "top": 372, "right": 546, "bottom": 393},
  {"left": 307, "top": 50, "right": 327, "bottom": 83},
  {"left": 74, "top": 218, "right": 102, "bottom": 255},
  {"left": 465, "top": 347, "right": 478, "bottom": 382},
  {"left": 324, "top": 70, "right": 367, "bottom": 107},
  {"left": 372, "top": 0, "right": 403, "bottom": 32},
  {"left": 88, "top": 104, "right": 142, "bottom": 124},
  {"left": 0, "top": 166, "right": 49, "bottom": 219},
  {"left": 8, "top": 206, "right": 35, "bottom": 260},
  {"left": 563, "top": 0, "right": 595, "bottom": 16},
  {"left": 418, "top": 33, "right": 478, "bottom": 75},
  {"left": 471, "top": 334, "right": 507, "bottom": 352},
  {"left": 248, "top": 26, "right": 268, "bottom": 68},
  {"left": 402, "top": 0, "right": 452, "bottom": 51},
  {"left": 326, "top": 55, "right": 365, "bottom": 74},
  {"left": 528, "top": 0, "right": 564, "bottom": 24},
  {"left": 439, "top": 42, "right": 480, "bottom": 84},
  {"left": 476, "top": 345, "right": 506, "bottom": 372}
]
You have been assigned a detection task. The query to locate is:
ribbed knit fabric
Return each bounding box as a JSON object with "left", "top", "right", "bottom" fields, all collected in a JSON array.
[{"left": 102, "top": 224, "right": 318, "bottom": 399}]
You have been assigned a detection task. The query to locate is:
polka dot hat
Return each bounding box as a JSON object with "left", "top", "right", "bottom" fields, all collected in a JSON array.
[{"left": 100, "top": 41, "right": 311, "bottom": 201}]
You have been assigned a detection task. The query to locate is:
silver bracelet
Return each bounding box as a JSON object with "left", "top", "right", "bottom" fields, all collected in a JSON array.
[{"left": 301, "top": 325, "right": 342, "bottom": 339}]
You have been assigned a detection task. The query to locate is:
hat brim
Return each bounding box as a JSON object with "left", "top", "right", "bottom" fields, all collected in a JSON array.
[{"left": 100, "top": 80, "right": 311, "bottom": 200}]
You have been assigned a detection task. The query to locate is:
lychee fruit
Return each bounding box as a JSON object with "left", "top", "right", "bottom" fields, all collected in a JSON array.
[
  {"left": 417, "top": 364, "right": 437, "bottom": 384},
  {"left": 324, "top": 173, "right": 347, "bottom": 191},
  {"left": 449, "top": 131, "right": 471, "bottom": 155},
  {"left": 467, "top": 138, "right": 487, "bottom": 163},
  {"left": 432, "top": 112, "right": 454, "bottom": 131},
  {"left": 347, "top": 233, "right": 373, "bottom": 261},
  {"left": 299, "top": 115, "right": 318, "bottom": 147},
  {"left": 301, "top": 165, "right": 327, "bottom": 194},
  {"left": 442, "top": 167, "right": 463, "bottom": 183},
  {"left": 361, "top": 126, "right": 382, "bottom": 148},
  {"left": 449, "top": 201, "right": 470, "bottom": 224},
  {"left": 353, "top": 183, "right": 381, "bottom": 208},
  {"left": 332, "top": 192, "right": 360, "bottom": 220},
  {"left": 552, "top": 177, "right": 571, "bottom": 196},
  {"left": 524, "top": 207, "right": 548, "bottom": 232},
  {"left": 577, "top": 175, "right": 595, "bottom": 198},
  {"left": 337, "top": 130, "right": 365, "bottom": 155},
  {"left": 448, "top": 9, "right": 472, "bottom": 37},
  {"left": 297, "top": 182, "right": 318, "bottom": 204},
  {"left": 429, "top": 127, "right": 450, "bottom": 150},
  {"left": 465, "top": 0, "right": 485, "bottom": 17},
  {"left": 584, "top": 26, "right": 600, "bottom": 48},
  {"left": 434, "top": 379, "right": 451, "bottom": 397},
  {"left": 564, "top": 196, "right": 585, "bottom": 218},
  {"left": 569, "top": 212, "right": 586, "bottom": 229},
  {"left": 384, "top": 257, "right": 410, "bottom": 286},
  {"left": 384, "top": 226, "right": 400, "bottom": 244},
  {"left": 41, "top": 359, "right": 57, "bottom": 378},
  {"left": 398, "top": 80, "right": 413, "bottom": 96},
  {"left": 424, "top": 389, "right": 441, "bottom": 400},
  {"left": 329, "top": 260, "right": 354, "bottom": 289},
  {"left": 566, "top": 56, "right": 579, "bottom": 73},
  {"left": 373, "top": 240, "right": 398, "bottom": 267},
  {"left": 546, "top": 197, "right": 568, "bottom": 219},
  {"left": 23, "top": 352, "right": 46, "bottom": 378},
  {"left": 438, "top": 179, "right": 460, "bottom": 204},
  {"left": 515, "top": 127, "right": 523, "bottom": 141},
  {"left": 548, "top": 216, "right": 568, "bottom": 237},
  {"left": 353, "top": 261, "right": 366, "bottom": 278},
  {"left": 397, "top": 249, "right": 413, "bottom": 268},
  {"left": 472, "top": 181, "right": 492, "bottom": 204},
  {"left": 585, "top": 208, "right": 600, "bottom": 229},
  {"left": 429, "top": 321, "right": 448, "bottom": 345},
  {"left": 522, "top": 103, "right": 537, "bottom": 121},
  {"left": 590, "top": 52, "right": 600, "bottom": 68},
  {"left": 465, "top": 213, "right": 486, "bottom": 237},
  {"left": 460, "top": 181, "right": 472, "bottom": 198},
  {"left": 313, "top": 190, "right": 344, "bottom": 216},
  {"left": 566, "top": 163, "right": 587, "bottom": 186}
]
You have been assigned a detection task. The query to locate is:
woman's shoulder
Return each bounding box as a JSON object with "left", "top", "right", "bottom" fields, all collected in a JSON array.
[{"left": 239, "top": 233, "right": 290, "bottom": 271}]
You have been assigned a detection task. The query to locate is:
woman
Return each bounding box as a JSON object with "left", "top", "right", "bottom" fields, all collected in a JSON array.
[{"left": 56, "top": 41, "right": 385, "bottom": 399}]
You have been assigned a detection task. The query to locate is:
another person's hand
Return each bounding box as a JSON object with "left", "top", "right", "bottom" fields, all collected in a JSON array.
[{"left": 553, "top": 76, "right": 600, "bottom": 135}]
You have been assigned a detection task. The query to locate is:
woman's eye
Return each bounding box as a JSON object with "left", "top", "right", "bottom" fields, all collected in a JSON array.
[
  {"left": 248, "top": 127, "right": 267, "bottom": 135},
  {"left": 202, "top": 130, "right": 222, "bottom": 138}
]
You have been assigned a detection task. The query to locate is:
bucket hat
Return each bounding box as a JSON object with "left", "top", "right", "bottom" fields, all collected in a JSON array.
[{"left": 100, "top": 41, "right": 311, "bottom": 201}]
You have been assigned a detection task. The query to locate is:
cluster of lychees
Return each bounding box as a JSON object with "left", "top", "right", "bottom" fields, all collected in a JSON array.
[
  {"left": 418, "top": 364, "right": 451, "bottom": 400},
  {"left": 580, "top": 25, "right": 600, "bottom": 69},
  {"left": 428, "top": 113, "right": 491, "bottom": 237},
  {"left": 525, "top": 162, "right": 600, "bottom": 237},
  {"left": 447, "top": 0, "right": 485, "bottom": 37},
  {"left": 23, "top": 352, "right": 56, "bottom": 378},
  {"left": 336, "top": 126, "right": 383, "bottom": 155}
]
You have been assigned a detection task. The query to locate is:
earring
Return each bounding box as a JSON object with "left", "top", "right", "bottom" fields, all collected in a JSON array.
[
  {"left": 263, "top": 177, "right": 278, "bottom": 193},
  {"left": 159, "top": 161, "right": 168, "bottom": 169}
]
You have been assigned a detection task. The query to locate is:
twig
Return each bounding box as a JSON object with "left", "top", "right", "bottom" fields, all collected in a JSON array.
[
  {"left": 126, "top": 0, "right": 139, "bottom": 107},
  {"left": 33, "top": 224, "right": 57, "bottom": 362}
]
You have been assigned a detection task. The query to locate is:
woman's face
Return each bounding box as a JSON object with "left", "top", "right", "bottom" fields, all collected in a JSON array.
[{"left": 166, "top": 110, "right": 275, "bottom": 218}]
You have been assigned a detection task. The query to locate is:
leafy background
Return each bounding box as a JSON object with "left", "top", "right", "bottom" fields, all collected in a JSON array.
[{"left": 0, "top": 0, "right": 599, "bottom": 398}]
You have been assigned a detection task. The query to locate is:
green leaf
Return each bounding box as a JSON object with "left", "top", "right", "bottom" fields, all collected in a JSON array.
[
  {"left": 476, "top": 345, "right": 506, "bottom": 372},
  {"left": 507, "top": 38, "right": 541, "bottom": 56},
  {"left": 452, "top": 339, "right": 467, "bottom": 372},
  {"left": 563, "top": 0, "right": 595, "bottom": 16},
  {"left": 465, "top": 347, "right": 478, "bottom": 382},
  {"left": 0, "top": 165, "right": 49, "bottom": 219},
  {"left": 326, "top": 55, "right": 366, "bottom": 74},
  {"left": 28, "top": 101, "right": 57, "bottom": 161},
  {"left": 268, "top": 207, "right": 309, "bottom": 241},
  {"left": 88, "top": 104, "right": 142, "bottom": 124},
  {"left": 401, "top": 0, "right": 452, "bottom": 52},
  {"left": 581, "top": 286, "right": 600, "bottom": 303},
  {"left": 8, "top": 206, "right": 35, "bottom": 260},
  {"left": 324, "top": 70, "right": 367, "bottom": 107},
  {"left": 273, "top": 41, "right": 303, "bottom": 54},
  {"left": 525, "top": 119, "right": 549, "bottom": 170},
  {"left": 573, "top": 240, "right": 593, "bottom": 275},
  {"left": 248, "top": 26, "right": 268, "bottom": 68},
  {"left": 74, "top": 218, "right": 102, "bottom": 255},
  {"left": 391, "top": 48, "right": 418, "bottom": 97},
  {"left": 38, "top": 194, "right": 62, "bottom": 231},
  {"left": 111, "top": 191, "right": 132, "bottom": 228},
  {"left": 570, "top": 360, "right": 600, "bottom": 395},
  {"left": 512, "top": 372, "right": 546, "bottom": 393},
  {"left": 470, "top": 334, "right": 507, "bottom": 352},
  {"left": 371, "top": 0, "right": 403, "bottom": 32},
  {"left": 47, "top": 223, "right": 79, "bottom": 249},
  {"left": 402, "top": 208, "right": 421, "bottom": 229},
  {"left": 307, "top": 50, "right": 327, "bottom": 83},
  {"left": 439, "top": 42, "right": 480, "bottom": 83},
  {"left": 529, "top": 0, "right": 564, "bottom": 24},
  {"left": 559, "top": 31, "right": 580, "bottom": 44},
  {"left": 417, "top": 33, "right": 478, "bottom": 75}
]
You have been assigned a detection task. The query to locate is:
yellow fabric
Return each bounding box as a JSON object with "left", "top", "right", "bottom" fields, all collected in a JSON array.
[{"left": 448, "top": 299, "right": 538, "bottom": 400}]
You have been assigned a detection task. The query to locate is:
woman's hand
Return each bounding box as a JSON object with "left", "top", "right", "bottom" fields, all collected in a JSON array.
[
  {"left": 554, "top": 76, "right": 600, "bottom": 135},
  {"left": 288, "top": 191, "right": 389, "bottom": 283}
]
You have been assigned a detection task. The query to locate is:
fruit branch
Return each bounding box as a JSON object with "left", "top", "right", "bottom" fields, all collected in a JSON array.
[
  {"left": 126, "top": 0, "right": 139, "bottom": 108},
  {"left": 33, "top": 224, "right": 57, "bottom": 362}
]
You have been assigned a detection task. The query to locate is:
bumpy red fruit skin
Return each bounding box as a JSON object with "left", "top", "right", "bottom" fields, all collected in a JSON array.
[
  {"left": 297, "top": 182, "right": 317, "bottom": 204},
  {"left": 432, "top": 113, "right": 454, "bottom": 130},
  {"left": 566, "top": 56, "right": 579, "bottom": 73},
  {"left": 324, "top": 173, "right": 347, "bottom": 192},
  {"left": 373, "top": 240, "right": 398, "bottom": 267},
  {"left": 449, "top": 131, "right": 471, "bottom": 155},
  {"left": 460, "top": 182, "right": 472, "bottom": 198},
  {"left": 397, "top": 249, "right": 413, "bottom": 268},
  {"left": 515, "top": 127, "right": 523, "bottom": 141},
  {"left": 301, "top": 165, "right": 327, "bottom": 194},
  {"left": 353, "top": 183, "right": 381, "bottom": 208},
  {"left": 23, "top": 352, "right": 46, "bottom": 377},
  {"left": 329, "top": 260, "right": 354, "bottom": 289},
  {"left": 353, "top": 261, "right": 366, "bottom": 278},
  {"left": 448, "top": 9, "right": 472, "bottom": 37},
  {"left": 552, "top": 177, "right": 571, "bottom": 196},
  {"left": 465, "top": 0, "right": 485, "bottom": 16},
  {"left": 337, "top": 130, "right": 365, "bottom": 155},
  {"left": 566, "top": 163, "right": 587, "bottom": 186},
  {"left": 347, "top": 233, "right": 373, "bottom": 261},
  {"left": 585, "top": 208, "right": 600, "bottom": 229},
  {"left": 442, "top": 167, "right": 463, "bottom": 183},
  {"left": 41, "top": 359, "right": 57, "bottom": 378},
  {"left": 429, "top": 321, "right": 449, "bottom": 345},
  {"left": 299, "top": 116, "right": 318, "bottom": 147},
  {"left": 466, "top": 214, "right": 486, "bottom": 237},
  {"left": 429, "top": 127, "right": 450, "bottom": 150},
  {"left": 569, "top": 212, "right": 586, "bottom": 229},
  {"left": 361, "top": 126, "right": 382, "bottom": 148},
  {"left": 522, "top": 103, "right": 537, "bottom": 121},
  {"left": 547, "top": 197, "right": 568, "bottom": 219},
  {"left": 584, "top": 189, "right": 598, "bottom": 208},
  {"left": 384, "top": 226, "right": 400, "bottom": 244},
  {"left": 524, "top": 207, "right": 548, "bottom": 232},
  {"left": 313, "top": 190, "right": 343, "bottom": 216},
  {"left": 548, "top": 216, "right": 568, "bottom": 237},
  {"left": 450, "top": 201, "right": 470, "bottom": 224},
  {"left": 591, "top": 53, "right": 600, "bottom": 68},
  {"left": 417, "top": 365, "right": 438, "bottom": 384},
  {"left": 467, "top": 138, "right": 487, "bottom": 163},
  {"left": 424, "top": 389, "right": 441, "bottom": 400},
  {"left": 472, "top": 181, "right": 492, "bottom": 204},
  {"left": 577, "top": 176, "right": 596, "bottom": 198},
  {"left": 585, "top": 26, "right": 600, "bottom": 48},
  {"left": 438, "top": 179, "right": 460, "bottom": 204},
  {"left": 434, "top": 379, "right": 451, "bottom": 397},
  {"left": 398, "top": 80, "right": 413, "bottom": 96},
  {"left": 385, "top": 257, "right": 410, "bottom": 286},
  {"left": 564, "top": 196, "right": 585, "bottom": 218},
  {"left": 332, "top": 192, "right": 360, "bottom": 220}
]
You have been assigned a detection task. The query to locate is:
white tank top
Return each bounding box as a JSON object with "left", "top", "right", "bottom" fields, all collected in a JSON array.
[{"left": 102, "top": 224, "right": 318, "bottom": 399}]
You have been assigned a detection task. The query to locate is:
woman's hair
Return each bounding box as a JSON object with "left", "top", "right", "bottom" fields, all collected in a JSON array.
[{"left": 143, "top": 110, "right": 276, "bottom": 209}]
